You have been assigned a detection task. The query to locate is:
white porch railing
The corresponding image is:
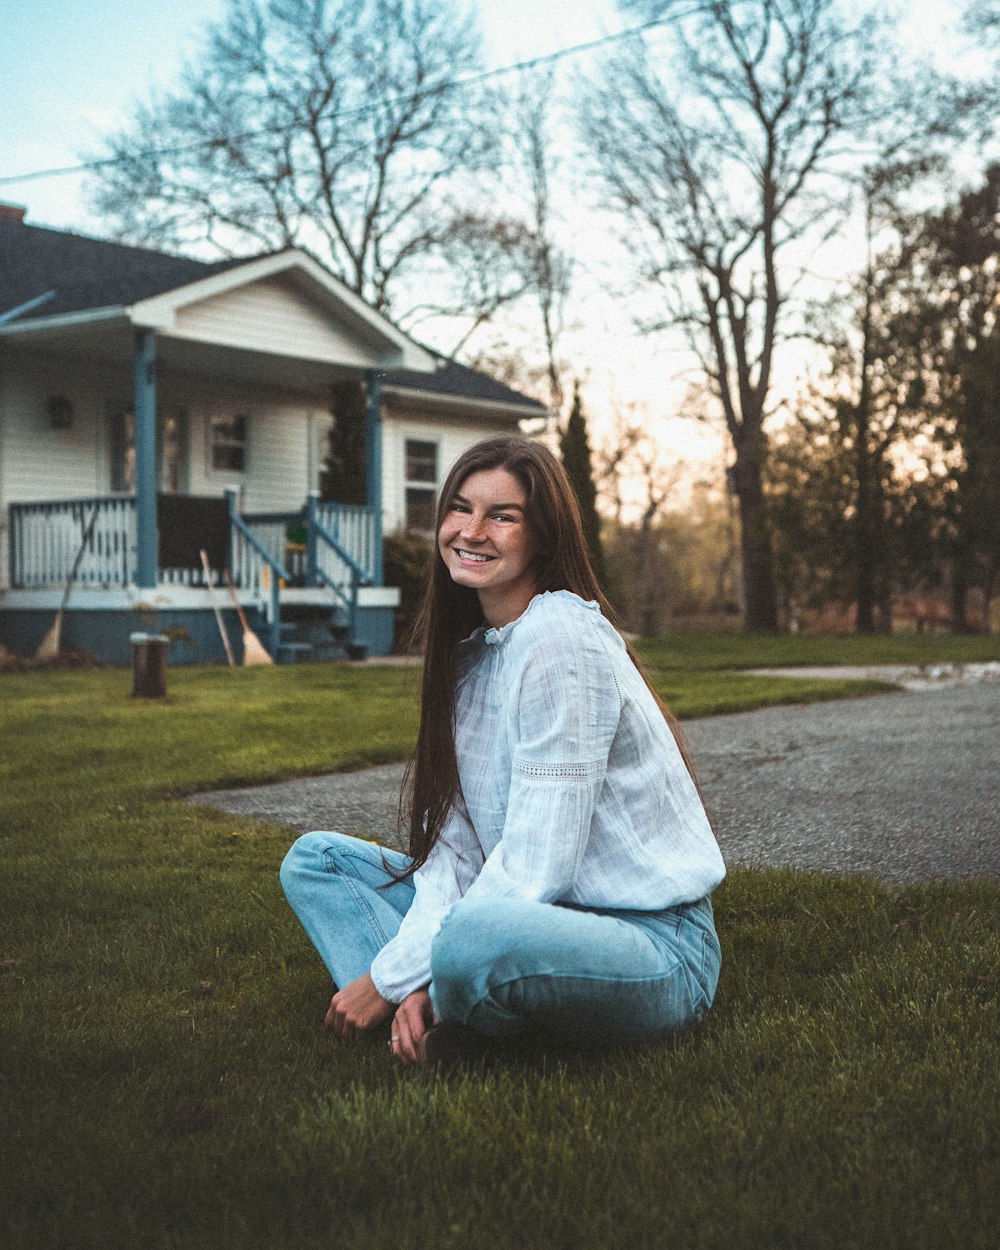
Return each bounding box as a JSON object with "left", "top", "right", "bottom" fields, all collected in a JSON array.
[
  {"left": 229, "top": 514, "right": 291, "bottom": 601},
  {"left": 231, "top": 514, "right": 292, "bottom": 588},
  {"left": 8, "top": 497, "right": 136, "bottom": 589},
  {"left": 313, "top": 502, "right": 378, "bottom": 582},
  {"left": 8, "top": 496, "right": 379, "bottom": 594}
]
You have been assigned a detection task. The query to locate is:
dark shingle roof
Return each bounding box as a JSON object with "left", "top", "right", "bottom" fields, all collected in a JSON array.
[
  {"left": 0, "top": 215, "right": 546, "bottom": 411},
  {"left": 0, "top": 217, "right": 246, "bottom": 322},
  {"left": 385, "top": 356, "right": 546, "bottom": 412}
]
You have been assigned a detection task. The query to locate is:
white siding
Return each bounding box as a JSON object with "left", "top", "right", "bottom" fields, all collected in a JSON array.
[
  {"left": 182, "top": 386, "right": 323, "bottom": 511},
  {"left": 242, "top": 402, "right": 312, "bottom": 511},
  {"left": 0, "top": 355, "right": 128, "bottom": 590},
  {"left": 382, "top": 408, "right": 519, "bottom": 534},
  {"left": 173, "top": 274, "right": 378, "bottom": 367},
  {"left": 0, "top": 355, "right": 124, "bottom": 506}
]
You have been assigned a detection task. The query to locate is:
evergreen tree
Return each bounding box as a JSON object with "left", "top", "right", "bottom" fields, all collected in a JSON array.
[
  {"left": 560, "top": 384, "right": 606, "bottom": 585},
  {"left": 320, "top": 381, "right": 366, "bottom": 505}
]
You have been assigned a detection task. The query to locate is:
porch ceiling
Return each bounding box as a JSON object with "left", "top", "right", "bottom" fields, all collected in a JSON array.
[
  {"left": 0, "top": 312, "right": 383, "bottom": 394},
  {"left": 157, "top": 334, "right": 367, "bottom": 393}
]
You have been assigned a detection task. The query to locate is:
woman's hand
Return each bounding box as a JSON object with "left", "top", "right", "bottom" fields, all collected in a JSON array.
[
  {"left": 324, "top": 973, "right": 394, "bottom": 1037},
  {"left": 390, "top": 987, "right": 436, "bottom": 1065}
]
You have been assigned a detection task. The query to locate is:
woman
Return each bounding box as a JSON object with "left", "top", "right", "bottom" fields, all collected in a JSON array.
[{"left": 280, "top": 435, "right": 726, "bottom": 1068}]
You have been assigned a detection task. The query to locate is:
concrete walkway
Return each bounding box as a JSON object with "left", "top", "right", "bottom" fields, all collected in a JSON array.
[{"left": 192, "top": 673, "right": 1000, "bottom": 885}]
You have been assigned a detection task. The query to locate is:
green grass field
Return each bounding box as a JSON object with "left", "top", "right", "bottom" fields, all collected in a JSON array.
[
  {"left": 2, "top": 639, "right": 999, "bottom": 1249},
  {"left": 637, "top": 628, "right": 1000, "bottom": 670}
]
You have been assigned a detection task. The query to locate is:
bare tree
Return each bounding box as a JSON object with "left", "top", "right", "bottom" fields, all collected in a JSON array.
[
  {"left": 518, "top": 75, "right": 574, "bottom": 415},
  {"left": 825, "top": 160, "right": 939, "bottom": 632},
  {"left": 630, "top": 445, "right": 686, "bottom": 634},
  {"left": 439, "top": 74, "right": 574, "bottom": 410},
  {"left": 581, "top": 0, "right": 884, "bottom": 629},
  {"left": 594, "top": 410, "right": 686, "bottom": 630},
  {"left": 85, "top": 0, "right": 496, "bottom": 317},
  {"left": 595, "top": 410, "right": 645, "bottom": 528},
  {"left": 404, "top": 211, "right": 542, "bottom": 354}
]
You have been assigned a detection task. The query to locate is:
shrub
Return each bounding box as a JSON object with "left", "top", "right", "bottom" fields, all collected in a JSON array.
[{"left": 384, "top": 530, "right": 433, "bottom": 651}]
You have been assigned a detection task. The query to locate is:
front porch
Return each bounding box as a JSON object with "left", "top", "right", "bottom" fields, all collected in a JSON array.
[
  {"left": 2, "top": 491, "right": 398, "bottom": 663},
  {"left": 0, "top": 244, "right": 442, "bottom": 664}
]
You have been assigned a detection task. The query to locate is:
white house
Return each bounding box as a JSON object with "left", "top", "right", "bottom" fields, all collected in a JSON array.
[{"left": 0, "top": 205, "right": 546, "bottom": 662}]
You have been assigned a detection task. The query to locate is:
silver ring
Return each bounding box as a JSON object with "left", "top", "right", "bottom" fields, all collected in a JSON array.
[{"left": 391, "top": 1034, "right": 400, "bottom": 1041}]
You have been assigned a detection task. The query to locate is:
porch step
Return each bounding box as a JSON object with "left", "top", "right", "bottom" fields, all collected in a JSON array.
[
  {"left": 276, "top": 641, "right": 315, "bottom": 663},
  {"left": 274, "top": 638, "right": 367, "bottom": 663},
  {"left": 274, "top": 608, "right": 367, "bottom": 663}
]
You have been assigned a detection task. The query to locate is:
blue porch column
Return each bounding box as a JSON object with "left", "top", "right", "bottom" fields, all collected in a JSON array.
[
  {"left": 133, "top": 329, "right": 158, "bottom": 589},
  {"left": 363, "top": 368, "right": 384, "bottom": 585}
]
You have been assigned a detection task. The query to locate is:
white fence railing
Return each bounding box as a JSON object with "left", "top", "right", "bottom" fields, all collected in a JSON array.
[
  {"left": 314, "top": 502, "right": 377, "bottom": 583},
  {"left": 8, "top": 496, "right": 379, "bottom": 604},
  {"left": 9, "top": 497, "right": 136, "bottom": 588}
]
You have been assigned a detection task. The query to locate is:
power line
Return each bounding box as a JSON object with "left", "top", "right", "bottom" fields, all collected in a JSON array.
[{"left": 0, "top": 11, "right": 696, "bottom": 189}]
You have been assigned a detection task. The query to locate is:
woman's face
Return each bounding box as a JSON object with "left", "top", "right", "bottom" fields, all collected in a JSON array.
[{"left": 438, "top": 466, "right": 540, "bottom": 627}]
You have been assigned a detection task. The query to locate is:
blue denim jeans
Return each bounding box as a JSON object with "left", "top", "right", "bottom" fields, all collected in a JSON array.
[{"left": 280, "top": 831, "right": 721, "bottom": 1045}]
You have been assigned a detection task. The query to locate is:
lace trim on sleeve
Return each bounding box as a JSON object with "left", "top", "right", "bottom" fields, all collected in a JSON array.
[{"left": 512, "top": 757, "right": 606, "bottom": 781}]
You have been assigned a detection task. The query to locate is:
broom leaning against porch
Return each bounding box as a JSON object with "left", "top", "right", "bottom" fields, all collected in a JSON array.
[
  {"left": 34, "top": 503, "right": 101, "bottom": 661},
  {"left": 222, "top": 570, "right": 274, "bottom": 666}
]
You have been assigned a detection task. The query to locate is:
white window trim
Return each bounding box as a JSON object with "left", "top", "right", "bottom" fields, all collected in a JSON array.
[
  {"left": 403, "top": 434, "right": 439, "bottom": 533},
  {"left": 206, "top": 411, "right": 250, "bottom": 478}
]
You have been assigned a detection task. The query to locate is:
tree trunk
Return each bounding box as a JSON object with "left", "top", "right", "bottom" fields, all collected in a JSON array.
[
  {"left": 854, "top": 261, "right": 878, "bottom": 634},
  {"left": 983, "top": 558, "right": 997, "bottom": 634},
  {"left": 856, "top": 457, "right": 893, "bottom": 634},
  {"left": 855, "top": 462, "right": 877, "bottom": 633},
  {"left": 634, "top": 511, "right": 662, "bottom": 636},
  {"left": 734, "top": 443, "right": 778, "bottom": 631},
  {"left": 951, "top": 551, "right": 970, "bottom": 632}
]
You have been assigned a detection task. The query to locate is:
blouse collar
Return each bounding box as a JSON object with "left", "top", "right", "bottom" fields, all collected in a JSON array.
[{"left": 473, "top": 591, "right": 599, "bottom": 647}]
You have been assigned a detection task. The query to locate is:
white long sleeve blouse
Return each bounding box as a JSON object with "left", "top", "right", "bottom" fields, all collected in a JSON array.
[{"left": 368, "top": 590, "right": 726, "bottom": 1002}]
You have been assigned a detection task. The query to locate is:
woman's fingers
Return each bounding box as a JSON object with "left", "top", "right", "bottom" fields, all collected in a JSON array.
[
  {"left": 392, "top": 1003, "right": 411, "bottom": 1063},
  {"left": 392, "top": 991, "right": 432, "bottom": 1065},
  {"left": 325, "top": 981, "right": 434, "bottom": 1060},
  {"left": 325, "top": 995, "right": 353, "bottom": 1037},
  {"left": 325, "top": 974, "right": 394, "bottom": 1037},
  {"left": 394, "top": 1011, "right": 415, "bottom": 1064}
]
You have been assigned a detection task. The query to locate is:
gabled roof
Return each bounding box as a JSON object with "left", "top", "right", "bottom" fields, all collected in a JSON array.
[
  {"left": 0, "top": 216, "right": 432, "bottom": 370},
  {"left": 0, "top": 217, "right": 247, "bottom": 323},
  {"left": 0, "top": 213, "right": 547, "bottom": 413}
]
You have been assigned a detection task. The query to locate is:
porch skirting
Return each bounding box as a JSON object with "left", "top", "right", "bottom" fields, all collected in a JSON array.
[{"left": 0, "top": 585, "right": 400, "bottom": 665}]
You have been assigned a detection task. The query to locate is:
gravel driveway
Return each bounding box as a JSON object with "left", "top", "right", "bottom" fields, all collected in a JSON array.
[{"left": 192, "top": 673, "right": 1000, "bottom": 885}]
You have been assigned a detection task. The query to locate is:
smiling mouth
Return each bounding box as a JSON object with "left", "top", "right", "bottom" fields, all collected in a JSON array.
[{"left": 454, "top": 549, "right": 494, "bottom": 563}]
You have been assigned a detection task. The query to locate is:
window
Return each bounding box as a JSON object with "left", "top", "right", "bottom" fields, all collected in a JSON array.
[
  {"left": 159, "top": 409, "right": 188, "bottom": 494},
  {"left": 109, "top": 405, "right": 187, "bottom": 494},
  {"left": 404, "top": 439, "right": 438, "bottom": 531},
  {"left": 209, "top": 414, "right": 248, "bottom": 473},
  {"left": 406, "top": 439, "right": 437, "bottom": 484},
  {"left": 110, "top": 408, "right": 136, "bottom": 493}
]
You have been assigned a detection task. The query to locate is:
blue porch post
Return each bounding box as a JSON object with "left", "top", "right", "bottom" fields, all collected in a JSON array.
[
  {"left": 133, "top": 330, "right": 158, "bottom": 589},
  {"left": 305, "top": 491, "right": 319, "bottom": 585},
  {"left": 363, "top": 368, "right": 384, "bottom": 585}
]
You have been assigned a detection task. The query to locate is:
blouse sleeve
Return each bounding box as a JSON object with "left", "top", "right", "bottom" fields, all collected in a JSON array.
[
  {"left": 368, "top": 798, "right": 482, "bottom": 1003},
  {"left": 461, "top": 623, "right": 621, "bottom": 905}
]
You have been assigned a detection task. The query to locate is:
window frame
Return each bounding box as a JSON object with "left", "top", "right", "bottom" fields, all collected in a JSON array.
[
  {"left": 403, "top": 436, "right": 440, "bottom": 534},
  {"left": 207, "top": 412, "right": 249, "bottom": 476}
]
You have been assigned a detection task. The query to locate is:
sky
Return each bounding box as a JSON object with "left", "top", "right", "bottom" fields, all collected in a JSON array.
[
  {"left": 0, "top": 0, "right": 986, "bottom": 490},
  {"left": 1, "top": 0, "right": 633, "bottom": 232}
]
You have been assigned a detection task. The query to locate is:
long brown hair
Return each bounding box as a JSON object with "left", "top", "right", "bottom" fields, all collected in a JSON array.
[{"left": 399, "top": 434, "right": 696, "bottom": 875}]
